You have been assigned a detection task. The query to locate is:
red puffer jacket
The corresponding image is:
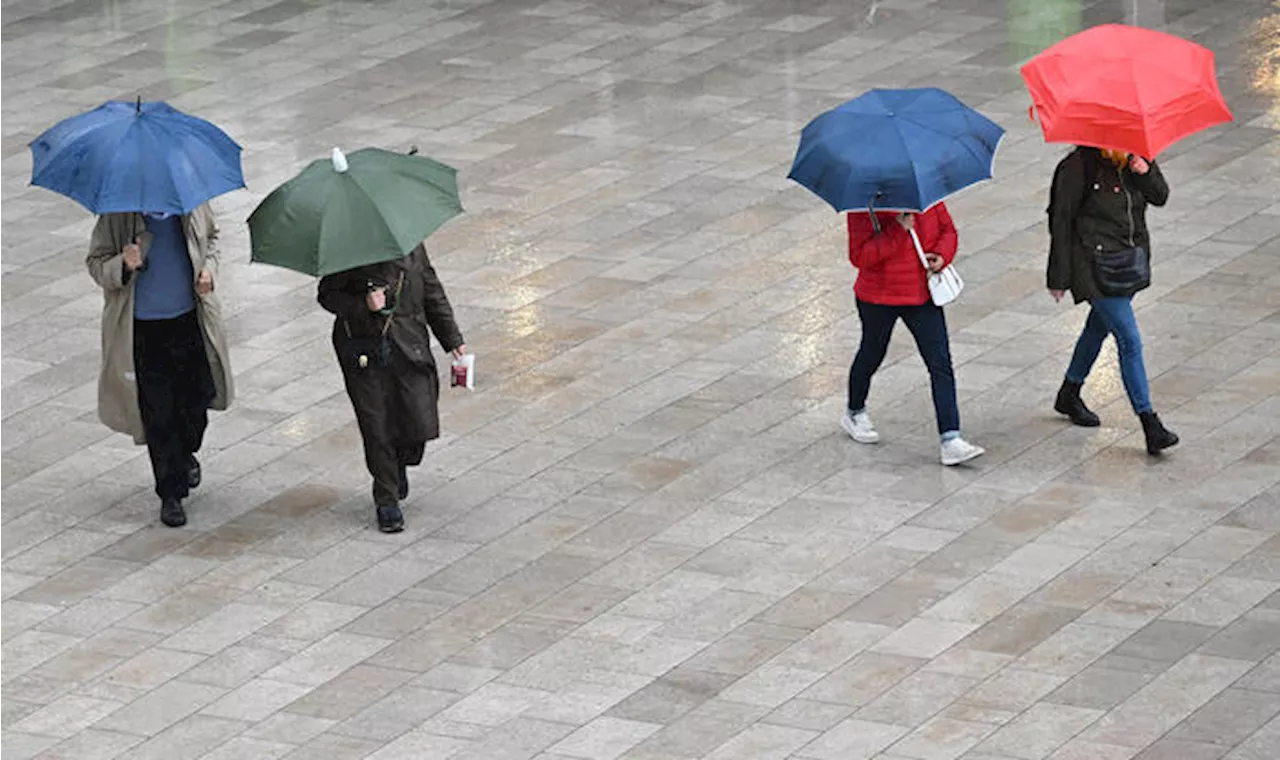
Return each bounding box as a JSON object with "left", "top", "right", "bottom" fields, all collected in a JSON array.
[{"left": 847, "top": 203, "right": 958, "bottom": 306}]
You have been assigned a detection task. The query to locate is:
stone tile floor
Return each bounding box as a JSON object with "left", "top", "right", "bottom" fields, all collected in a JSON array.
[{"left": 3, "top": 0, "right": 1279, "bottom": 758}]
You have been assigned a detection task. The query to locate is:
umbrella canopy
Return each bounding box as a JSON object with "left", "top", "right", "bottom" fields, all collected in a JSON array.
[
  {"left": 788, "top": 88, "right": 1005, "bottom": 213},
  {"left": 30, "top": 100, "right": 244, "bottom": 215},
  {"left": 1020, "top": 24, "right": 1233, "bottom": 158},
  {"left": 248, "top": 147, "right": 463, "bottom": 277}
]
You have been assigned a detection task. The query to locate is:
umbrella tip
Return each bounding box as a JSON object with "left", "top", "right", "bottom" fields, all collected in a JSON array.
[
  {"left": 408, "top": 144, "right": 419, "bottom": 155},
  {"left": 331, "top": 148, "right": 348, "bottom": 173},
  {"left": 135, "top": 95, "right": 141, "bottom": 114}
]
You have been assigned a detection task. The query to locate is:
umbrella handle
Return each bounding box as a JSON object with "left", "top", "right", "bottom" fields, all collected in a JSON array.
[
  {"left": 133, "top": 235, "right": 148, "bottom": 271},
  {"left": 868, "top": 192, "right": 884, "bottom": 234}
]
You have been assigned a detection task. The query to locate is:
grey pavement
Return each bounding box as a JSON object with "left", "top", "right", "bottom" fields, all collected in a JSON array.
[{"left": 3, "top": 0, "right": 1279, "bottom": 758}]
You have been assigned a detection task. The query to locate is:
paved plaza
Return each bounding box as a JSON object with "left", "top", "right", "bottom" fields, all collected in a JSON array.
[{"left": 3, "top": 0, "right": 1279, "bottom": 757}]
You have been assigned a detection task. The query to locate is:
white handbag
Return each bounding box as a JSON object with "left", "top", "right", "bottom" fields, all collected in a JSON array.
[{"left": 910, "top": 228, "right": 964, "bottom": 306}]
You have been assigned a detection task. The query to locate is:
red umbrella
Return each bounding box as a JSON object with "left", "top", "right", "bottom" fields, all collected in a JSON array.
[{"left": 1020, "top": 24, "right": 1233, "bottom": 158}]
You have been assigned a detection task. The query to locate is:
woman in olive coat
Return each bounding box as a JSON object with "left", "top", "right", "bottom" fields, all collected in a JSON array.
[
  {"left": 1047, "top": 146, "right": 1178, "bottom": 455},
  {"left": 319, "top": 243, "right": 465, "bottom": 532}
]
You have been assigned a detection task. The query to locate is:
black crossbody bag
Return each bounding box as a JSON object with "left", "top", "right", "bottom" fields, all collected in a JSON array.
[
  {"left": 340, "top": 272, "right": 403, "bottom": 371},
  {"left": 1094, "top": 245, "right": 1149, "bottom": 297}
]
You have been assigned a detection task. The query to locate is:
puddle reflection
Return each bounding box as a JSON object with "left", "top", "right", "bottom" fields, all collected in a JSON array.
[
  {"left": 1248, "top": 6, "right": 1280, "bottom": 126},
  {"left": 1007, "top": 0, "right": 1082, "bottom": 63}
]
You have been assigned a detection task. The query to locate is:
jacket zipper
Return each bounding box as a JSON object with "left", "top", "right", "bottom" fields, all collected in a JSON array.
[{"left": 1119, "top": 166, "right": 1135, "bottom": 247}]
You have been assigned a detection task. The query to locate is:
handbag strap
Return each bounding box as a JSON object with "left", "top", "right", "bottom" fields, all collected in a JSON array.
[
  {"left": 380, "top": 272, "right": 405, "bottom": 337},
  {"left": 342, "top": 271, "right": 405, "bottom": 339},
  {"left": 908, "top": 228, "right": 932, "bottom": 273}
]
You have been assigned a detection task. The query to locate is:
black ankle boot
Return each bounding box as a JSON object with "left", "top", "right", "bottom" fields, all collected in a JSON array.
[
  {"left": 1055, "top": 380, "right": 1100, "bottom": 427},
  {"left": 1140, "top": 411, "right": 1179, "bottom": 455},
  {"left": 160, "top": 498, "right": 186, "bottom": 528},
  {"left": 377, "top": 503, "right": 404, "bottom": 533}
]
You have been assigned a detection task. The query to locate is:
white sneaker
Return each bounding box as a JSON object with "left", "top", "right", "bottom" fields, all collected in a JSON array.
[
  {"left": 841, "top": 410, "right": 880, "bottom": 444},
  {"left": 941, "top": 437, "right": 985, "bottom": 466}
]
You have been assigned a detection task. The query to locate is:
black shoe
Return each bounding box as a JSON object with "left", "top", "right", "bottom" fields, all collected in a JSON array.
[
  {"left": 376, "top": 503, "right": 404, "bottom": 533},
  {"left": 398, "top": 464, "right": 409, "bottom": 501},
  {"left": 1054, "top": 380, "right": 1100, "bottom": 427},
  {"left": 1140, "top": 411, "right": 1179, "bottom": 455},
  {"left": 160, "top": 498, "right": 187, "bottom": 528},
  {"left": 187, "top": 456, "right": 202, "bottom": 489}
]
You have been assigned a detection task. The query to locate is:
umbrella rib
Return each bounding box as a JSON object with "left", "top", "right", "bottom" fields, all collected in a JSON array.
[
  {"left": 335, "top": 169, "right": 405, "bottom": 269},
  {"left": 893, "top": 112, "right": 960, "bottom": 210},
  {"left": 886, "top": 117, "right": 925, "bottom": 211},
  {"left": 1128, "top": 57, "right": 1151, "bottom": 154},
  {"left": 96, "top": 115, "right": 143, "bottom": 213},
  {"left": 897, "top": 109, "right": 997, "bottom": 175}
]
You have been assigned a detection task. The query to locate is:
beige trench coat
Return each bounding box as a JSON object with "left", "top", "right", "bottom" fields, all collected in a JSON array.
[{"left": 86, "top": 204, "right": 234, "bottom": 444}]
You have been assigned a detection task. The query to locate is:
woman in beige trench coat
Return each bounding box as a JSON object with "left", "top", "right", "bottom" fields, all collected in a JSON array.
[{"left": 86, "top": 203, "right": 234, "bottom": 527}]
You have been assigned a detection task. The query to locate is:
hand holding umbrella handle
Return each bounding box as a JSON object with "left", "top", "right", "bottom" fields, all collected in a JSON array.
[{"left": 123, "top": 237, "right": 146, "bottom": 272}]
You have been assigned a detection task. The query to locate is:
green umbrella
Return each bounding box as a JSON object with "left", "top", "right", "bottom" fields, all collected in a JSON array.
[{"left": 248, "top": 147, "right": 463, "bottom": 277}]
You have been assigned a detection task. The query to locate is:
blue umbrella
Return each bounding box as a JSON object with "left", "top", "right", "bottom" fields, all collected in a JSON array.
[
  {"left": 29, "top": 100, "right": 244, "bottom": 215},
  {"left": 788, "top": 88, "right": 1004, "bottom": 213}
]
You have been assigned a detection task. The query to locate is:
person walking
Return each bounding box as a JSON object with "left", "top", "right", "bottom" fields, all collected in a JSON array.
[
  {"left": 318, "top": 243, "right": 466, "bottom": 533},
  {"left": 841, "top": 203, "right": 985, "bottom": 466},
  {"left": 1047, "top": 146, "right": 1179, "bottom": 455},
  {"left": 86, "top": 204, "right": 234, "bottom": 527}
]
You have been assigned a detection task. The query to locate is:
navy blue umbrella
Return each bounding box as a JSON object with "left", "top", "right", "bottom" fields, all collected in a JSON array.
[
  {"left": 788, "top": 88, "right": 1004, "bottom": 213},
  {"left": 30, "top": 100, "right": 244, "bottom": 215}
]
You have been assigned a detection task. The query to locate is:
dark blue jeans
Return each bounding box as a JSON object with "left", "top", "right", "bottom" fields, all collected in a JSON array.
[
  {"left": 848, "top": 300, "right": 960, "bottom": 437},
  {"left": 1065, "top": 296, "right": 1152, "bottom": 415}
]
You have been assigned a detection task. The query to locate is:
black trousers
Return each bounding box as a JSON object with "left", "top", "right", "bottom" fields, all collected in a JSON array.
[
  {"left": 133, "top": 310, "right": 214, "bottom": 500},
  {"left": 848, "top": 299, "right": 960, "bottom": 436},
  {"left": 339, "top": 350, "right": 431, "bottom": 507}
]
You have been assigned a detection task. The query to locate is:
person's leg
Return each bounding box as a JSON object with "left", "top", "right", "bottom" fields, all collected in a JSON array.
[
  {"left": 134, "top": 318, "right": 188, "bottom": 525},
  {"left": 1089, "top": 297, "right": 1151, "bottom": 414},
  {"left": 902, "top": 304, "right": 983, "bottom": 465},
  {"left": 340, "top": 361, "right": 399, "bottom": 508},
  {"left": 847, "top": 300, "right": 898, "bottom": 414},
  {"left": 900, "top": 303, "right": 959, "bottom": 437},
  {"left": 388, "top": 367, "right": 428, "bottom": 501},
  {"left": 396, "top": 441, "right": 425, "bottom": 501},
  {"left": 173, "top": 311, "right": 213, "bottom": 485},
  {"left": 1055, "top": 304, "right": 1107, "bottom": 427},
  {"left": 1091, "top": 297, "right": 1177, "bottom": 453},
  {"left": 1065, "top": 306, "right": 1110, "bottom": 385}
]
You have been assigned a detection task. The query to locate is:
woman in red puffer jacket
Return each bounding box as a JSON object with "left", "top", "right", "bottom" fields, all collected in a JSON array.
[{"left": 841, "top": 202, "right": 984, "bottom": 466}]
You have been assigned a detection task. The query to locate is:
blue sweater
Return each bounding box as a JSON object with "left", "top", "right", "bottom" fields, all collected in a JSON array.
[{"left": 134, "top": 215, "right": 195, "bottom": 320}]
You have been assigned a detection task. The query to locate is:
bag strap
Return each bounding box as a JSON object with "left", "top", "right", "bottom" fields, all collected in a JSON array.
[
  {"left": 342, "top": 271, "right": 405, "bottom": 339},
  {"left": 908, "top": 228, "right": 932, "bottom": 273},
  {"left": 380, "top": 272, "right": 405, "bottom": 337}
]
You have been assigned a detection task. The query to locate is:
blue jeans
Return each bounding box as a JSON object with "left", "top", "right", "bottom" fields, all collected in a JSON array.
[
  {"left": 849, "top": 300, "right": 960, "bottom": 438},
  {"left": 1065, "top": 296, "right": 1152, "bottom": 415}
]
